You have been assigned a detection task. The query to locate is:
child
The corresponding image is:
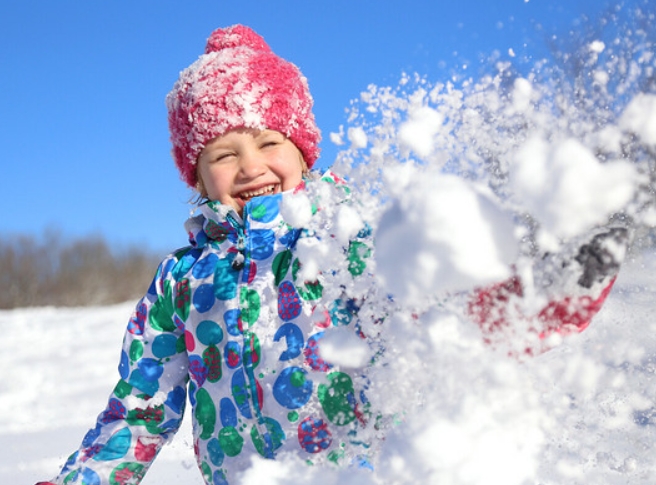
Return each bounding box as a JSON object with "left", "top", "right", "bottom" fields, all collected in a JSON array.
[
  {"left": 37, "top": 24, "right": 376, "bottom": 485},
  {"left": 37, "top": 24, "right": 626, "bottom": 485}
]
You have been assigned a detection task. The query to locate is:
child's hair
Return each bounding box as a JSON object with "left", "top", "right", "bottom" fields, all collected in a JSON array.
[{"left": 166, "top": 24, "right": 322, "bottom": 189}]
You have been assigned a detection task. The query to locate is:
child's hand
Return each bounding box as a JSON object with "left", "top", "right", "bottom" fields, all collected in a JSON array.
[
  {"left": 574, "top": 227, "right": 628, "bottom": 289},
  {"left": 467, "top": 226, "right": 629, "bottom": 354}
]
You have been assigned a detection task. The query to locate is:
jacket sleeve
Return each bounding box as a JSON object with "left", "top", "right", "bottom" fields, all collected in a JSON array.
[
  {"left": 50, "top": 254, "right": 190, "bottom": 485},
  {"left": 467, "top": 227, "right": 629, "bottom": 354}
]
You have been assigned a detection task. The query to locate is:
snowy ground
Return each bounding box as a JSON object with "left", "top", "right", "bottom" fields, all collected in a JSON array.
[
  {"left": 0, "top": 302, "right": 199, "bottom": 484},
  {"left": 1, "top": 249, "right": 655, "bottom": 485}
]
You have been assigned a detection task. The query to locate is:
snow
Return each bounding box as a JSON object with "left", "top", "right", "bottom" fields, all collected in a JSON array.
[
  {"left": 279, "top": 191, "right": 313, "bottom": 228},
  {"left": 375, "top": 167, "right": 518, "bottom": 303},
  {"left": 5, "top": 8, "right": 656, "bottom": 485},
  {"left": 347, "top": 126, "right": 368, "bottom": 149},
  {"left": 4, "top": 253, "right": 656, "bottom": 484},
  {"left": 510, "top": 136, "right": 639, "bottom": 247},
  {"left": 620, "top": 93, "right": 656, "bottom": 147}
]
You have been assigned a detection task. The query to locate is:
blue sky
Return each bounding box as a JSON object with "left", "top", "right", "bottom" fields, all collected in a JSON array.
[{"left": 0, "top": 0, "right": 630, "bottom": 253}]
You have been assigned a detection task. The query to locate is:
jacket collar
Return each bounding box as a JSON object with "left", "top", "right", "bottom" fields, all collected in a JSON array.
[
  {"left": 183, "top": 171, "right": 345, "bottom": 248},
  {"left": 185, "top": 188, "right": 292, "bottom": 248}
]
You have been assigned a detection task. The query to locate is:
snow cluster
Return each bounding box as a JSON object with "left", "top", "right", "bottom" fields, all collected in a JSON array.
[{"left": 231, "top": 9, "right": 656, "bottom": 485}]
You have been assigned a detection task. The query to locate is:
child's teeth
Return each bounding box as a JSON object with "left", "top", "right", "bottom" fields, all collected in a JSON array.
[{"left": 241, "top": 185, "right": 275, "bottom": 199}]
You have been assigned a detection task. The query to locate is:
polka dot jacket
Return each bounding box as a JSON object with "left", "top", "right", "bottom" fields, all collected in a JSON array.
[{"left": 52, "top": 172, "right": 376, "bottom": 485}]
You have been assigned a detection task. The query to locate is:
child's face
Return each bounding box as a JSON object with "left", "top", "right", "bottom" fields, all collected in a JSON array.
[{"left": 197, "top": 128, "right": 306, "bottom": 214}]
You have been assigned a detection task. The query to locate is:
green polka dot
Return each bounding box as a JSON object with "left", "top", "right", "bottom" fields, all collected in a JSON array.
[
  {"left": 318, "top": 372, "right": 357, "bottom": 426},
  {"left": 251, "top": 203, "right": 267, "bottom": 220},
  {"left": 290, "top": 369, "right": 306, "bottom": 387},
  {"left": 347, "top": 241, "right": 370, "bottom": 276},
  {"left": 328, "top": 448, "right": 346, "bottom": 465},
  {"left": 109, "top": 463, "right": 146, "bottom": 485},
  {"left": 272, "top": 250, "right": 293, "bottom": 287},
  {"left": 287, "top": 411, "right": 299, "bottom": 422},
  {"left": 200, "top": 461, "right": 212, "bottom": 483},
  {"left": 219, "top": 426, "right": 244, "bottom": 457},
  {"left": 251, "top": 417, "right": 285, "bottom": 457},
  {"left": 194, "top": 388, "right": 216, "bottom": 440},
  {"left": 240, "top": 288, "right": 261, "bottom": 326},
  {"left": 129, "top": 340, "right": 143, "bottom": 362},
  {"left": 113, "top": 380, "right": 133, "bottom": 399}
]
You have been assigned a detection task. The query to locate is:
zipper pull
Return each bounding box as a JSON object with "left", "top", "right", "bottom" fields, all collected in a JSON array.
[{"left": 232, "top": 251, "right": 245, "bottom": 271}]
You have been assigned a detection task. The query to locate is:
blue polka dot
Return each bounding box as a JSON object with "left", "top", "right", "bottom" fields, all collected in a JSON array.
[
  {"left": 166, "top": 386, "right": 186, "bottom": 414},
  {"left": 137, "top": 358, "right": 164, "bottom": 381},
  {"left": 82, "top": 424, "right": 102, "bottom": 447},
  {"left": 220, "top": 397, "right": 238, "bottom": 427},
  {"left": 213, "top": 469, "right": 229, "bottom": 485},
  {"left": 214, "top": 258, "right": 239, "bottom": 300},
  {"left": 93, "top": 428, "right": 131, "bottom": 461},
  {"left": 207, "top": 438, "right": 225, "bottom": 467},
  {"left": 152, "top": 334, "right": 178, "bottom": 358},
  {"left": 250, "top": 229, "right": 276, "bottom": 260},
  {"left": 193, "top": 253, "right": 219, "bottom": 279},
  {"left": 223, "top": 309, "right": 241, "bottom": 336},
  {"left": 129, "top": 369, "right": 159, "bottom": 396},
  {"left": 250, "top": 194, "right": 281, "bottom": 222},
  {"left": 193, "top": 284, "right": 215, "bottom": 313},
  {"left": 196, "top": 320, "right": 224, "bottom": 345},
  {"left": 119, "top": 350, "right": 129, "bottom": 379},
  {"left": 279, "top": 228, "right": 301, "bottom": 247},
  {"left": 173, "top": 249, "right": 201, "bottom": 280},
  {"left": 274, "top": 322, "right": 304, "bottom": 361},
  {"left": 273, "top": 367, "right": 313, "bottom": 409},
  {"left": 78, "top": 469, "right": 101, "bottom": 485}
]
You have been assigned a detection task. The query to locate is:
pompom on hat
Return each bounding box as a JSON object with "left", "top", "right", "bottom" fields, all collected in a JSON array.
[{"left": 166, "top": 25, "right": 321, "bottom": 188}]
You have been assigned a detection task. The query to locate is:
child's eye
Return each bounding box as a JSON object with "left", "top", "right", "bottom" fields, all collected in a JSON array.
[
  {"left": 214, "top": 152, "right": 234, "bottom": 162},
  {"left": 260, "top": 140, "right": 279, "bottom": 148}
]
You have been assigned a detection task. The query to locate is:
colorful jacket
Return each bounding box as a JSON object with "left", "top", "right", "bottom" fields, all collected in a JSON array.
[{"left": 51, "top": 173, "right": 375, "bottom": 485}]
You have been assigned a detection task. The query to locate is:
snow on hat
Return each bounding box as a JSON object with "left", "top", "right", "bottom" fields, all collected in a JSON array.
[{"left": 166, "top": 24, "right": 321, "bottom": 188}]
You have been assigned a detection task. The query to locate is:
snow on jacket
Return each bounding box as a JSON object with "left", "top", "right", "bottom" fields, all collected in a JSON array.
[{"left": 51, "top": 172, "right": 376, "bottom": 485}]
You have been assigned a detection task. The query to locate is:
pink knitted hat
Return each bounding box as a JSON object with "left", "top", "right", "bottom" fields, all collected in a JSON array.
[{"left": 166, "top": 25, "right": 321, "bottom": 188}]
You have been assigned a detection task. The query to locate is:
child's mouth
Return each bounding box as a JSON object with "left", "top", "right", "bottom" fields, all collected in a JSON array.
[{"left": 238, "top": 184, "right": 278, "bottom": 202}]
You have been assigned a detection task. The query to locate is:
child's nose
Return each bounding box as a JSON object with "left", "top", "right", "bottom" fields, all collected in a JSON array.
[{"left": 239, "top": 151, "right": 267, "bottom": 178}]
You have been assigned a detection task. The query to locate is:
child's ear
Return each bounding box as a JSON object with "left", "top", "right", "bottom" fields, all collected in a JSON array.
[
  {"left": 299, "top": 154, "right": 309, "bottom": 175},
  {"left": 196, "top": 176, "right": 208, "bottom": 198}
]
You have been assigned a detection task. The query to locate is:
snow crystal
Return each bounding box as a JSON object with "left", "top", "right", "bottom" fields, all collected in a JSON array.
[
  {"left": 347, "top": 126, "right": 368, "bottom": 149},
  {"left": 319, "top": 326, "right": 372, "bottom": 368},
  {"left": 376, "top": 166, "right": 518, "bottom": 304},
  {"left": 511, "top": 77, "right": 533, "bottom": 112},
  {"left": 398, "top": 105, "right": 444, "bottom": 158},
  {"left": 589, "top": 40, "right": 606, "bottom": 53},
  {"left": 292, "top": 237, "right": 325, "bottom": 282},
  {"left": 619, "top": 93, "right": 656, "bottom": 147},
  {"left": 280, "top": 191, "right": 313, "bottom": 228},
  {"left": 334, "top": 204, "right": 364, "bottom": 246},
  {"left": 510, "top": 136, "right": 638, "bottom": 246}
]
